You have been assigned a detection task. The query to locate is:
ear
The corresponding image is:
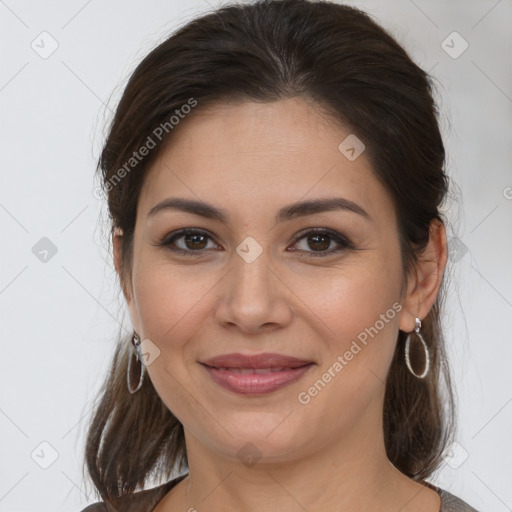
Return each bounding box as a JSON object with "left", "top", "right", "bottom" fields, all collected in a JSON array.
[
  {"left": 112, "top": 227, "right": 132, "bottom": 304},
  {"left": 398, "top": 219, "right": 448, "bottom": 333},
  {"left": 113, "top": 227, "right": 143, "bottom": 335}
]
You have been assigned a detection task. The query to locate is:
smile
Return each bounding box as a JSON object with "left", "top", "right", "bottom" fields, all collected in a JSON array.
[{"left": 200, "top": 363, "right": 314, "bottom": 395}]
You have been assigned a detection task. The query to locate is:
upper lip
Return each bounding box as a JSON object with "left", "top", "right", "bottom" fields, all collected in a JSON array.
[{"left": 200, "top": 352, "right": 313, "bottom": 369}]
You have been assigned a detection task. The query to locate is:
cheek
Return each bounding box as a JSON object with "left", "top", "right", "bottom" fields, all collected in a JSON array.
[
  {"left": 291, "top": 271, "right": 402, "bottom": 445},
  {"left": 131, "top": 260, "right": 215, "bottom": 423},
  {"left": 309, "top": 250, "right": 403, "bottom": 380},
  {"left": 326, "top": 273, "right": 401, "bottom": 341},
  {"left": 132, "top": 259, "right": 214, "bottom": 344}
]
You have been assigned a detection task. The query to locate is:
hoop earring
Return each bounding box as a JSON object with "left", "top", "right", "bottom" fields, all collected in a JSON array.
[
  {"left": 405, "top": 317, "right": 430, "bottom": 379},
  {"left": 127, "top": 331, "right": 145, "bottom": 394}
]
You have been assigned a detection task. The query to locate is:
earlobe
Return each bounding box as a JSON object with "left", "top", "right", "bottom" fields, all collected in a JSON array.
[{"left": 398, "top": 219, "right": 448, "bottom": 332}]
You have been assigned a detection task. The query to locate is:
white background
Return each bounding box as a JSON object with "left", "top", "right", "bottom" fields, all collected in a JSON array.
[{"left": 1, "top": 0, "right": 511, "bottom": 510}]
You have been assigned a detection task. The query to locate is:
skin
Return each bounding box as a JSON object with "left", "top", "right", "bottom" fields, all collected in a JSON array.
[{"left": 113, "top": 97, "right": 447, "bottom": 512}]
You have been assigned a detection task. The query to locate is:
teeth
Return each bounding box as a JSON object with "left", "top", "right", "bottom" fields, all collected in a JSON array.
[{"left": 215, "top": 367, "right": 292, "bottom": 373}]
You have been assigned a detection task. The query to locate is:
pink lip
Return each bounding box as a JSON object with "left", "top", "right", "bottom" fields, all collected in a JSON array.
[
  {"left": 199, "top": 352, "right": 315, "bottom": 395},
  {"left": 200, "top": 352, "right": 313, "bottom": 369},
  {"left": 201, "top": 363, "right": 314, "bottom": 395}
]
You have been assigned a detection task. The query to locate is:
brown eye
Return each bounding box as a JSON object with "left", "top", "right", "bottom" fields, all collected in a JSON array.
[
  {"left": 291, "top": 228, "right": 353, "bottom": 257},
  {"left": 305, "top": 233, "right": 331, "bottom": 251},
  {"left": 156, "top": 227, "right": 353, "bottom": 258},
  {"left": 183, "top": 232, "right": 208, "bottom": 250},
  {"left": 158, "top": 229, "right": 218, "bottom": 255}
]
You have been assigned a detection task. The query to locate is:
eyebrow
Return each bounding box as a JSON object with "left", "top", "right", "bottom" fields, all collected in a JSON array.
[{"left": 147, "top": 196, "right": 370, "bottom": 223}]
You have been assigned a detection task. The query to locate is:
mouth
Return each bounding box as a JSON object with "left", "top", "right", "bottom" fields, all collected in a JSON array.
[
  {"left": 200, "top": 352, "right": 314, "bottom": 370},
  {"left": 199, "top": 359, "right": 315, "bottom": 395},
  {"left": 202, "top": 365, "right": 310, "bottom": 373}
]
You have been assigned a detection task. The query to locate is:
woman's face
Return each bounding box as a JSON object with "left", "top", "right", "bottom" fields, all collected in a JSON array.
[{"left": 122, "top": 97, "right": 413, "bottom": 463}]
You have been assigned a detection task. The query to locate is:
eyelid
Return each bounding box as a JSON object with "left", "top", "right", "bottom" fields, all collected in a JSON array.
[
  {"left": 155, "top": 227, "right": 354, "bottom": 257},
  {"left": 157, "top": 228, "right": 220, "bottom": 254},
  {"left": 290, "top": 227, "right": 354, "bottom": 256}
]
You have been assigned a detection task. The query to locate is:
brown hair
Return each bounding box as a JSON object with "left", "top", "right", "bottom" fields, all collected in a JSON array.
[{"left": 84, "top": 0, "right": 456, "bottom": 503}]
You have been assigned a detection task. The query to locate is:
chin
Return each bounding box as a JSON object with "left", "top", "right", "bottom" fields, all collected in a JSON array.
[{"left": 212, "top": 422, "right": 306, "bottom": 462}]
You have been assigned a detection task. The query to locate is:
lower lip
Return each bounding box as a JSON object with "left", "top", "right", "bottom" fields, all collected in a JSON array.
[{"left": 201, "top": 363, "right": 314, "bottom": 395}]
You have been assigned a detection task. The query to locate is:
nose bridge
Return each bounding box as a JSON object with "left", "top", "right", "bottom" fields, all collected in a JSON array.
[
  {"left": 215, "top": 239, "right": 292, "bottom": 332},
  {"left": 231, "top": 243, "right": 273, "bottom": 309}
]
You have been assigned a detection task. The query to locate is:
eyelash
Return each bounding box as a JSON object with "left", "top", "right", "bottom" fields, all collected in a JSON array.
[{"left": 156, "top": 228, "right": 354, "bottom": 258}]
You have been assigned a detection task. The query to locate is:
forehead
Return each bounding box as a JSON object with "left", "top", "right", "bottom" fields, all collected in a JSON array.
[{"left": 138, "top": 97, "right": 394, "bottom": 225}]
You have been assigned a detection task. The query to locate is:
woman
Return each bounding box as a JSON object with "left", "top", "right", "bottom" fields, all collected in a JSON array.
[{"left": 81, "top": 0, "right": 480, "bottom": 510}]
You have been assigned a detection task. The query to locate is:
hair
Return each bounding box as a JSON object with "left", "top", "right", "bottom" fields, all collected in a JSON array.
[{"left": 84, "top": 0, "right": 456, "bottom": 503}]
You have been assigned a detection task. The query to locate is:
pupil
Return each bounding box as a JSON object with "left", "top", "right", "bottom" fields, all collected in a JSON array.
[
  {"left": 183, "top": 234, "right": 331, "bottom": 251},
  {"left": 309, "top": 234, "right": 329, "bottom": 251},
  {"left": 186, "top": 234, "right": 206, "bottom": 249}
]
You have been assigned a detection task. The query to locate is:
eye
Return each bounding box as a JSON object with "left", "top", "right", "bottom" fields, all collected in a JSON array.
[
  {"left": 157, "top": 228, "right": 219, "bottom": 255},
  {"left": 155, "top": 227, "right": 353, "bottom": 257},
  {"left": 290, "top": 228, "right": 353, "bottom": 257}
]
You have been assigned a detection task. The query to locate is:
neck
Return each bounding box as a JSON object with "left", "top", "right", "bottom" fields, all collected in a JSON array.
[{"left": 166, "top": 403, "right": 437, "bottom": 512}]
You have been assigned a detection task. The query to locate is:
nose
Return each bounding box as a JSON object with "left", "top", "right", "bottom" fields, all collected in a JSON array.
[{"left": 214, "top": 249, "right": 293, "bottom": 335}]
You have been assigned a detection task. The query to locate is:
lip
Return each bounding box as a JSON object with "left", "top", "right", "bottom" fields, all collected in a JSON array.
[
  {"left": 201, "top": 363, "right": 314, "bottom": 395},
  {"left": 200, "top": 352, "right": 313, "bottom": 369},
  {"left": 199, "top": 352, "right": 315, "bottom": 395}
]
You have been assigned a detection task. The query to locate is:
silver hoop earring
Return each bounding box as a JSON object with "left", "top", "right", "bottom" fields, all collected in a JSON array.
[
  {"left": 405, "top": 317, "right": 430, "bottom": 379},
  {"left": 127, "top": 331, "right": 145, "bottom": 394}
]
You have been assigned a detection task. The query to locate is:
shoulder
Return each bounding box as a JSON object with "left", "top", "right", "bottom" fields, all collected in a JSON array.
[
  {"left": 78, "top": 473, "right": 188, "bottom": 512},
  {"left": 436, "top": 486, "right": 481, "bottom": 512},
  {"left": 80, "top": 476, "right": 482, "bottom": 512},
  {"left": 79, "top": 505, "right": 107, "bottom": 512}
]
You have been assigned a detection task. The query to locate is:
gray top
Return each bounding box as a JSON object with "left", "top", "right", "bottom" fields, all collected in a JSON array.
[{"left": 80, "top": 473, "right": 480, "bottom": 511}]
